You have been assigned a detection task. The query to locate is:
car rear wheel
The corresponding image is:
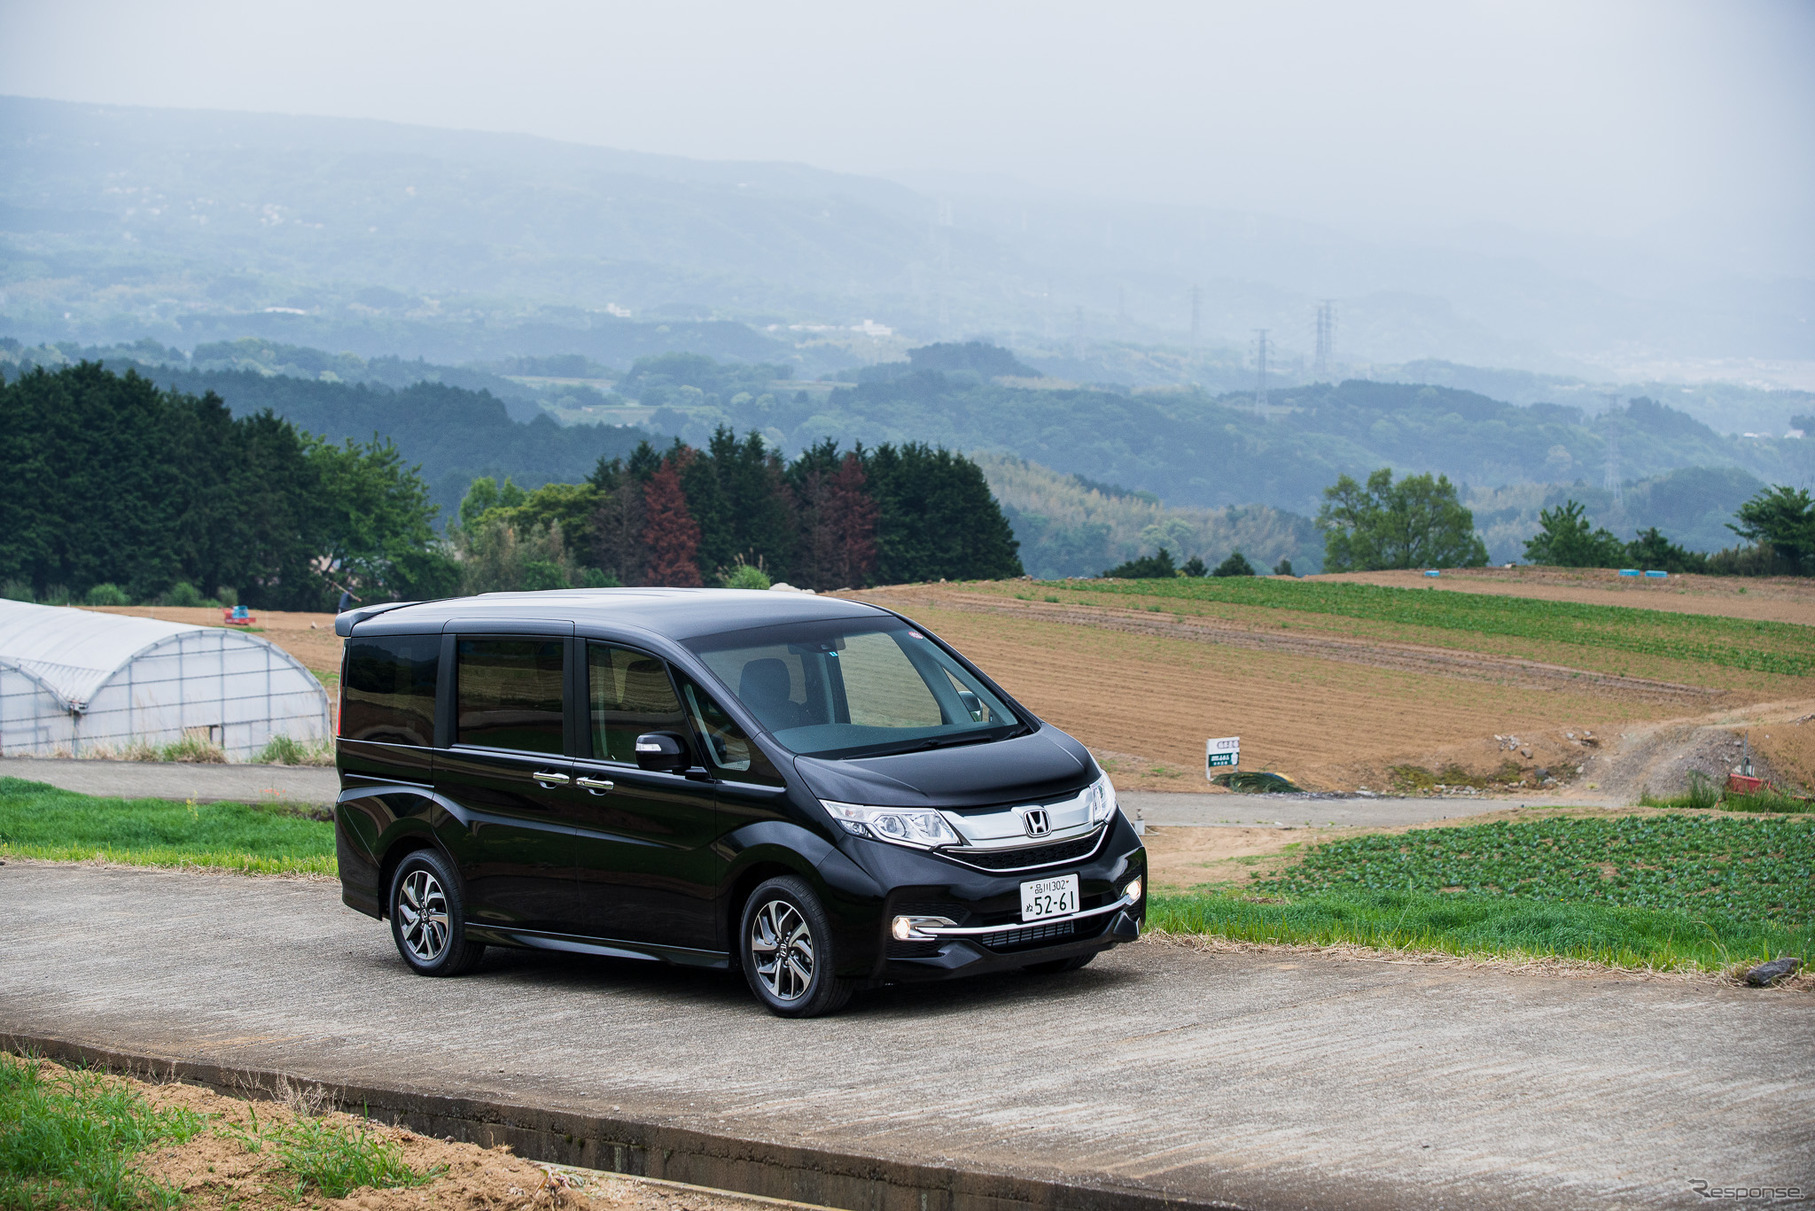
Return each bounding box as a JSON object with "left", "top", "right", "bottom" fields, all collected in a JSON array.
[
  {"left": 389, "top": 849, "right": 485, "bottom": 976},
  {"left": 739, "top": 875, "right": 853, "bottom": 1018}
]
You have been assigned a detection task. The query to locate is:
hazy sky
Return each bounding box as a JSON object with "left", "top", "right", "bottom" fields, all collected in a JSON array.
[{"left": 3, "top": 0, "right": 1811, "bottom": 274}]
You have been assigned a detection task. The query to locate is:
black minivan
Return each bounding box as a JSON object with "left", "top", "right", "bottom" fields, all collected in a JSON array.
[{"left": 332, "top": 589, "right": 1146, "bottom": 1016}]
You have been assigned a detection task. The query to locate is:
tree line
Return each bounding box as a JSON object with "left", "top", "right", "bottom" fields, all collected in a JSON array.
[
  {"left": 1100, "top": 466, "right": 1814, "bottom": 578},
  {"left": 0, "top": 364, "right": 1022, "bottom": 609},
  {"left": 1, "top": 363, "right": 451, "bottom": 609},
  {"left": 454, "top": 429, "right": 1024, "bottom": 593}
]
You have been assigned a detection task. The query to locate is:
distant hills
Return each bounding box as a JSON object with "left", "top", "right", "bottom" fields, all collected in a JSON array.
[{"left": 5, "top": 94, "right": 1812, "bottom": 383}]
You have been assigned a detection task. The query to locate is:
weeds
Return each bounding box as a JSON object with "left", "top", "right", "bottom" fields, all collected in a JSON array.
[
  {"left": 157, "top": 732, "right": 226, "bottom": 764},
  {"left": 268, "top": 1116, "right": 432, "bottom": 1199},
  {"left": 1637, "top": 773, "right": 1810, "bottom": 814},
  {"left": 0, "top": 1054, "right": 203, "bottom": 1211},
  {"left": 252, "top": 735, "right": 333, "bottom": 766}
]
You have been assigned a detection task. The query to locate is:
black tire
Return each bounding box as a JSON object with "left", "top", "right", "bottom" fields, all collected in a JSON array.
[
  {"left": 388, "top": 849, "right": 486, "bottom": 977},
  {"left": 738, "top": 875, "right": 853, "bottom": 1018},
  {"left": 1023, "top": 952, "right": 1097, "bottom": 975}
]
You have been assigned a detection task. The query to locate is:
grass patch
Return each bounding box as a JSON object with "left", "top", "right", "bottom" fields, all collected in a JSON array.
[
  {"left": 0, "top": 1054, "right": 203, "bottom": 1211},
  {"left": 0, "top": 778, "right": 336, "bottom": 875},
  {"left": 1152, "top": 813, "right": 1814, "bottom": 969},
  {"left": 1148, "top": 889, "right": 1811, "bottom": 971},
  {"left": 1047, "top": 576, "right": 1815, "bottom": 677}
]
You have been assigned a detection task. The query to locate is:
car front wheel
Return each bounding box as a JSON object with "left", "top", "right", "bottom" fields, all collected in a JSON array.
[
  {"left": 739, "top": 875, "right": 853, "bottom": 1018},
  {"left": 388, "top": 849, "right": 485, "bottom": 976}
]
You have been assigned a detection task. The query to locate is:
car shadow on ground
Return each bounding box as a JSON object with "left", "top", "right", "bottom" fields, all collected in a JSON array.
[{"left": 346, "top": 938, "right": 1146, "bottom": 1018}]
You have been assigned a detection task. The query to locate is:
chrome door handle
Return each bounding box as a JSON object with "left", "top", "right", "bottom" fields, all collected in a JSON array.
[
  {"left": 531, "top": 771, "right": 571, "bottom": 786},
  {"left": 576, "top": 776, "right": 615, "bottom": 795}
]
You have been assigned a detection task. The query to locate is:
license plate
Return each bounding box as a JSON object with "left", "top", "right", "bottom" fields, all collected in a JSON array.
[{"left": 1020, "top": 873, "right": 1080, "bottom": 922}]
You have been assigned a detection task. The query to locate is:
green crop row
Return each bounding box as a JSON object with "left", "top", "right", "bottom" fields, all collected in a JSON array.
[
  {"left": 1043, "top": 577, "right": 1815, "bottom": 677},
  {"left": 1253, "top": 814, "right": 1814, "bottom": 924}
]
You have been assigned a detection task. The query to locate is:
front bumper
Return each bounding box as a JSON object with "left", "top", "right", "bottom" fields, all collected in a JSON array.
[{"left": 833, "top": 811, "right": 1147, "bottom": 981}]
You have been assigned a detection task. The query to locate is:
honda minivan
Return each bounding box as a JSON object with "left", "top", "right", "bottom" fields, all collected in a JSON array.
[{"left": 332, "top": 589, "right": 1146, "bottom": 1016}]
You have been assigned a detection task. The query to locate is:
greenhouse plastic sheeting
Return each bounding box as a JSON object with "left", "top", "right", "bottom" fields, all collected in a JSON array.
[{"left": 0, "top": 600, "right": 331, "bottom": 758}]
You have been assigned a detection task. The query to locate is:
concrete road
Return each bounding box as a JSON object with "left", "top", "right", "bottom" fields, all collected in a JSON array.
[
  {"left": 1117, "top": 791, "right": 1617, "bottom": 830},
  {"left": 1, "top": 863, "right": 1807, "bottom": 1210},
  {"left": 0, "top": 757, "right": 339, "bottom": 806}
]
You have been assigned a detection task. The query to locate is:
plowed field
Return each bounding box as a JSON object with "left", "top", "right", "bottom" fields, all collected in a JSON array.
[{"left": 846, "top": 580, "right": 1815, "bottom": 795}]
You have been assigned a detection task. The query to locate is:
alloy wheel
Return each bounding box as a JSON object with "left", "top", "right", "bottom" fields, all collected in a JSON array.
[
  {"left": 749, "top": 898, "right": 814, "bottom": 1002},
  {"left": 397, "top": 868, "right": 450, "bottom": 962}
]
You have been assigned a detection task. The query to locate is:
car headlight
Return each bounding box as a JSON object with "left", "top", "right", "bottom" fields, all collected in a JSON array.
[
  {"left": 822, "top": 800, "right": 960, "bottom": 848},
  {"left": 1084, "top": 770, "right": 1117, "bottom": 826}
]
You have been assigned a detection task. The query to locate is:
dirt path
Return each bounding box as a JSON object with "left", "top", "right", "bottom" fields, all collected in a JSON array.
[{"left": 1324, "top": 567, "right": 1815, "bottom": 626}]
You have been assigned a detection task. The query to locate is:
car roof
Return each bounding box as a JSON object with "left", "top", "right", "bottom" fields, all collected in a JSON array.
[{"left": 337, "top": 588, "right": 890, "bottom": 641}]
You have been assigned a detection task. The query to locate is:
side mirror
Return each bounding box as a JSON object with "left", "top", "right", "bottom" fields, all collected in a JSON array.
[{"left": 634, "top": 731, "right": 691, "bottom": 773}]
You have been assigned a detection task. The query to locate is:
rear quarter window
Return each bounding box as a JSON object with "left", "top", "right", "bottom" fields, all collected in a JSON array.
[{"left": 342, "top": 634, "right": 440, "bottom": 745}]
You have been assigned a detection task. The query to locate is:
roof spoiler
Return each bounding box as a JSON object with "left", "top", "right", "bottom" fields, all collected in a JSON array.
[{"left": 334, "top": 601, "right": 418, "bottom": 637}]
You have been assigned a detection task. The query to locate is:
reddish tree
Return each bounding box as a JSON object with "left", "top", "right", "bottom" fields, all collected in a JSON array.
[
  {"left": 641, "top": 458, "right": 703, "bottom": 586},
  {"left": 828, "top": 452, "right": 878, "bottom": 587}
]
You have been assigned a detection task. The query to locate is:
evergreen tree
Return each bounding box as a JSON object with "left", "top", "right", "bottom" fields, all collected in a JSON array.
[
  {"left": 865, "top": 443, "right": 1022, "bottom": 583},
  {"left": 1102, "top": 548, "right": 1177, "bottom": 578},
  {"left": 1523, "top": 500, "right": 1628, "bottom": 568},
  {"left": 1626, "top": 527, "right": 1708, "bottom": 574},
  {"left": 1212, "top": 551, "right": 1256, "bottom": 577}
]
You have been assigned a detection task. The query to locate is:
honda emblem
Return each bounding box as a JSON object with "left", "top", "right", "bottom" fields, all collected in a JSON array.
[{"left": 1023, "top": 808, "right": 1051, "bottom": 837}]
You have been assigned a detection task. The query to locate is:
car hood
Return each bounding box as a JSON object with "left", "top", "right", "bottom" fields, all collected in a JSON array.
[{"left": 790, "top": 727, "right": 1093, "bottom": 809}]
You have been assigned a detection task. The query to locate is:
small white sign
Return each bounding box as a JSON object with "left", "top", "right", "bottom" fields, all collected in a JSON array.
[{"left": 1206, "top": 736, "right": 1240, "bottom": 774}]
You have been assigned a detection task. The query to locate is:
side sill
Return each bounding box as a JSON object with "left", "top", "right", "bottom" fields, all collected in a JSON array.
[{"left": 466, "top": 927, "right": 731, "bottom": 971}]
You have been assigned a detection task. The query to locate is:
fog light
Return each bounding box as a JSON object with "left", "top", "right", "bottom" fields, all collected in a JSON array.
[
  {"left": 1124, "top": 875, "right": 1143, "bottom": 902},
  {"left": 891, "top": 914, "right": 955, "bottom": 941}
]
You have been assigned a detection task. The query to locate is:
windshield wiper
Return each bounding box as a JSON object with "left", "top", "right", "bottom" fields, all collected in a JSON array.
[{"left": 913, "top": 728, "right": 1008, "bottom": 752}]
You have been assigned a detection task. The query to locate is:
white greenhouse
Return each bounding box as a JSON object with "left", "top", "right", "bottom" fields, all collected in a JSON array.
[{"left": 0, "top": 601, "right": 331, "bottom": 758}]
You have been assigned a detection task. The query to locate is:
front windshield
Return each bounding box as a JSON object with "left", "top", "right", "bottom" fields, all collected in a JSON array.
[{"left": 685, "top": 617, "right": 1022, "bottom": 759}]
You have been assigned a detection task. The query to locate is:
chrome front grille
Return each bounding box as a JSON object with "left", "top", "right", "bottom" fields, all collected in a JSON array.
[{"left": 934, "top": 825, "right": 1106, "bottom": 872}]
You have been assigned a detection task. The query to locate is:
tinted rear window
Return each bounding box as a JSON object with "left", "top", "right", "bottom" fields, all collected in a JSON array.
[
  {"left": 342, "top": 634, "right": 440, "bottom": 745},
  {"left": 456, "top": 638, "right": 565, "bottom": 754}
]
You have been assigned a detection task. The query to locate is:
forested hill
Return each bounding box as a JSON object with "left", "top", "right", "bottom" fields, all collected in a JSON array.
[
  {"left": 720, "top": 373, "right": 1796, "bottom": 516},
  {"left": 126, "top": 366, "right": 651, "bottom": 520}
]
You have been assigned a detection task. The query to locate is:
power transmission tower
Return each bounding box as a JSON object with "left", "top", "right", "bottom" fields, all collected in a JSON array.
[
  {"left": 1253, "top": 329, "right": 1270, "bottom": 419},
  {"left": 1189, "top": 286, "right": 1202, "bottom": 349},
  {"left": 1602, "top": 393, "right": 1624, "bottom": 509},
  {"left": 1313, "top": 301, "right": 1336, "bottom": 379}
]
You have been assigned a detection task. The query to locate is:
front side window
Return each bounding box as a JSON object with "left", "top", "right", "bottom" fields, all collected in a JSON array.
[
  {"left": 587, "top": 643, "right": 686, "bottom": 763},
  {"left": 342, "top": 634, "right": 439, "bottom": 745},
  {"left": 455, "top": 638, "right": 564, "bottom": 754},
  {"left": 678, "top": 676, "right": 785, "bottom": 785},
  {"left": 687, "top": 618, "right": 1020, "bottom": 759}
]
